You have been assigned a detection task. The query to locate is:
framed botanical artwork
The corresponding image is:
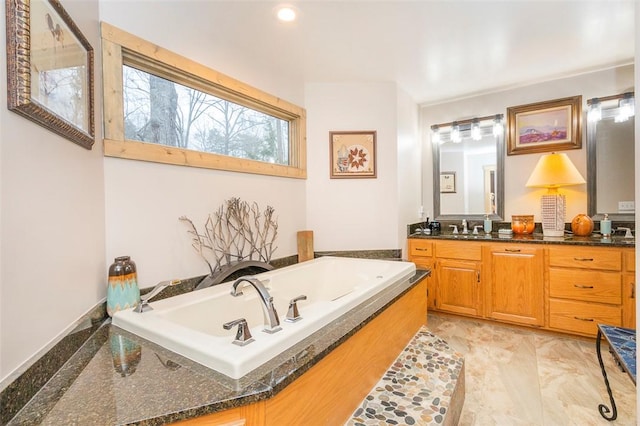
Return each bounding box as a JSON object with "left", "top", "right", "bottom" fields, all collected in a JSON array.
[
  {"left": 6, "top": 0, "right": 95, "bottom": 149},
  {"left": 440, "top": 171, "right": 456, "bottom": 193},
  {"left": 329, "top": 130, "right": 377, "bottom": 178},
  {"left": 507, "top": 96, "right": 581, "bottom": 156}
]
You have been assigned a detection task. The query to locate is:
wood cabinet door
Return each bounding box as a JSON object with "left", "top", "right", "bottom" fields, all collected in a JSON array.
[
  {"left": 485, "top": 245, "right": 544, "bottom": 326},
  {"left": 623, "top": 274, "right": 636, "bottom": 328},
  {"left": 436, "top": 258, "right": 481, "bottom": 316}
]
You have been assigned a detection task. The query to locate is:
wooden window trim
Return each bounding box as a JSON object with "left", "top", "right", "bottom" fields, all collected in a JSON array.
[{"left": 100, "top": 22, "right": 307, "bottom": 179}]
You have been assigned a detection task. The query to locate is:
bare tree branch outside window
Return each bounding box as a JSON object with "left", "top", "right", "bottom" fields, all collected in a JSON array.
[{"left": 123, "top": 65, "right": 289, "bottom": 164}]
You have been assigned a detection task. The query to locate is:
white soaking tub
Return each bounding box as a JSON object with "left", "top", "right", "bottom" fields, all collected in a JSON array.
[{"left": 112, "top": 256, "right": 416, "bottom": 379}]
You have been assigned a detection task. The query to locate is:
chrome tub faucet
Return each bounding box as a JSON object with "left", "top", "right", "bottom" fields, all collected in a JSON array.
[
  {"left": 231, "top": 277, "right": 282, "bottom": 333},
  {"left": 134, "top": 279, "right": 182, "bottom": 313}
]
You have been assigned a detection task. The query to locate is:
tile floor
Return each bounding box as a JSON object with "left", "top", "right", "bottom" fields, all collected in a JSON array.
[{"left": 427, "top": 314, "right": 637, "bottom": 426}]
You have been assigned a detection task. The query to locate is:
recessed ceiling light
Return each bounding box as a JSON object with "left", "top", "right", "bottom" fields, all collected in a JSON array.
[{"left": 276, "top": 6, "right": 297, "bottom": 22}]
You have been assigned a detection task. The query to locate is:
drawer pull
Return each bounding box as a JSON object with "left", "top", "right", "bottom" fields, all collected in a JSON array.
[
  {"left": 574, "top": 284, "right": 594, "bottom": 289},
  {"left": 505, "top": 249, "right": 521, "bottom": 253},
  {"left": 573, "top": 257, "right": 594, "bottom": 262},
  {"left": 415, "top": 248, "right": 429, "bottom": 251},
  {"left": 632, "top": 286, "right": 635, "bottom": 299},
  {"left": 574, "top": 316, "right": 595, "bottom": 322}
]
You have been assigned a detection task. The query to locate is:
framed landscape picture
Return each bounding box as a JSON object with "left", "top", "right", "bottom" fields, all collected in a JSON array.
[{"left": 507, "top": 96, "right": 581, "bottom": 155}]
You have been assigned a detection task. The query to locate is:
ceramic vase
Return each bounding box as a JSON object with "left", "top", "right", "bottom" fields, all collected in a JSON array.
[{"left": 107, "top": 256, "right": 140, "bottom": 316}]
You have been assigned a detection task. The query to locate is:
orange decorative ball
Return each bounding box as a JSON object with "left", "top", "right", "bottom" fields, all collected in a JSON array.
[{"left": 571, "top": 214, "right": 594, "bottom": 236}]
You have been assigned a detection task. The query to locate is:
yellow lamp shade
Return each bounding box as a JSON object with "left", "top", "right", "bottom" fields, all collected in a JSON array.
[{"left": 525, "top": 152, "right": 585, "bottom": 190}]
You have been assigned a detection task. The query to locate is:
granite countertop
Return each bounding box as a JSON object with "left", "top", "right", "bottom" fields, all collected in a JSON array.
[
  {"left": 408, "top": 232, "right": 635, "bottom": 248},
  {"left": 7, "top": 270, "right": 429, "bottom": 425}
]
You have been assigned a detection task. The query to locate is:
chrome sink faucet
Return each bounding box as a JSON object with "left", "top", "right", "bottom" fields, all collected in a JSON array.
[
  {"left": 231, "top": 277, "right": 281, "bottom": 333},
  {"left": 616, "top": 227, "right": 634, "bottom": 238},
  {"left": 461, "top": 219, "right": 469, "bottom": 234}
]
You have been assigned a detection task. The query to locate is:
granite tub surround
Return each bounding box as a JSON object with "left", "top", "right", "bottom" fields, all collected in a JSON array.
[
  {"left": 1, "top": 250, "right": 395, "bottom": 424},
  {"left": 428, "top": 313, "right": 637, "bottom": 425},
  {"left": 347, "top": 326, "right": 464, "bottom": 426},
  {"left": 5, "top": 269, "right": 428, "bottom": 425}
]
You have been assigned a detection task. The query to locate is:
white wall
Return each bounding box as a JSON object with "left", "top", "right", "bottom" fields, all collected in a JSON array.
[
  {"left": 421, "top": 65, "right": 635, "bottom": 222},
  {"left": 305, "top": 82, "right": 402, "bottom": 251},
  {"left": 396, "top": 89, "right": 421, "bottom": 257},
  {"left": 99, "top": 3, "right": 307, "bottom": 288},
  {"left": 0, "top": 0, "right": 105, "bottom": 383}
]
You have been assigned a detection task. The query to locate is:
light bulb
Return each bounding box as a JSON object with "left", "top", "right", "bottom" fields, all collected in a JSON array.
[
  {"left": 451, "top": 123, "right": 461, "bottom": 143},
  {"left": 471, "top": 120, "right": 482, "bottom": 141}
]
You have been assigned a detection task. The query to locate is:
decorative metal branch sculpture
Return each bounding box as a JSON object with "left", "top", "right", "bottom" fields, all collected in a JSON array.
[{"left": 179, "top": 198, "right": 278, "bottom": 281}]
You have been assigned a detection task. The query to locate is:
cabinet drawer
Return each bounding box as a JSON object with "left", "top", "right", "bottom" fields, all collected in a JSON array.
[
  {"left": 435, "top": 241, "right": 482, "bottom": 261},
  {"left": 409, "top": 240, "right": 433, "bottom": 257},
  {"left": 548, "top": 246, "right": 621, "bottom": 271},
  {"left": 549, "top": 299, "right": 622, "bottom": 336},
  {"left": 549, "top": 269, "right": 621, "bottom": 304}
]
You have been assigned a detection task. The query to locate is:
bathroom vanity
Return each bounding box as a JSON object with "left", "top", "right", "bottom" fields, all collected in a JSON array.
[{"left": 408, "top": 234, "right": 635, "bottom": 337}]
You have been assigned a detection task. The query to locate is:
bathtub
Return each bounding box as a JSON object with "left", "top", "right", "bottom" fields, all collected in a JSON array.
[{"left": 112, "top": 256, "right": 416, "bottom": 379}]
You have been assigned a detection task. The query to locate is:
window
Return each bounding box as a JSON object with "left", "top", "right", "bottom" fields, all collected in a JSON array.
[{"left": 101, "top": 23, "right": 306, "bottom": 178}]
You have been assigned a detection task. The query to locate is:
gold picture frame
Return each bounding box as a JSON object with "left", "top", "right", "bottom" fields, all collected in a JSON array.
[
  {"left": 6, "top": 0, "right": 95, "bottom": 149},
  {"left": 329, "top": 131, "right": 377, "bottom": 179},
  {"left": 507, "top": 96, "right": 581, "bottom": 156}
]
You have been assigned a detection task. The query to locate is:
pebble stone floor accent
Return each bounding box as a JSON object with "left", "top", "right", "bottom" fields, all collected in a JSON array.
[{"left": 346, "top": 326, "right": 464, "bottom": 425}]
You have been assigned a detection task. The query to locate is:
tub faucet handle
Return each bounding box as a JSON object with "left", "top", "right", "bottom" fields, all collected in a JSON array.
[
  {"left": 223, "top": 318, "right": 254, "bottom": 346},
  {"left": 285, "top": 295, "right": 307, "bottom": 323}
]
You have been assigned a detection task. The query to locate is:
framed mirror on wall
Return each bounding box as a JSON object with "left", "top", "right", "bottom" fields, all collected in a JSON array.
[
  {"left": 431, "top": 114, "right": 505, "bottom": 221},
  {"left": 586, "top": 92, "right": 635, "bottom": 221}
]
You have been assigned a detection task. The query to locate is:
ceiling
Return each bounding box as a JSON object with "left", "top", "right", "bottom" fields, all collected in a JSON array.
[{"left": 191, "top": 1, "right": 635, "bottom": 105}]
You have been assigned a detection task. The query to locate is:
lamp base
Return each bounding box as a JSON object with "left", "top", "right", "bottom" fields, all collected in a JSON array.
[
  {"left": 541, "top": 194, "right": 566, "bottom": 237},
  {"left": 542, "top": 229, "right": 565, "bottom": 237}
]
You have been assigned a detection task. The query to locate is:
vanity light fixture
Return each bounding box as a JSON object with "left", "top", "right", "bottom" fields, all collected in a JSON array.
[
  {"left": 587, "top": 92, "right": 634, "bottom": 123},
  {"left": 430, "top": 114, "right": 504, "bottom": 145},
  {"left": 526, "top": 152, "right": 585, "bottom": 237}
]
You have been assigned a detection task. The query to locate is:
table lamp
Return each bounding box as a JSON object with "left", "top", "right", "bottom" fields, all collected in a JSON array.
[{"left": 525, "top": 152, "right": 585, "bottom": 237}]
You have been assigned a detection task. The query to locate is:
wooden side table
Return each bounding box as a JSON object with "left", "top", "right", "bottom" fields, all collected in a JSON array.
[{"left": 596, "top": 324, "right": 636, "bottom": 421}]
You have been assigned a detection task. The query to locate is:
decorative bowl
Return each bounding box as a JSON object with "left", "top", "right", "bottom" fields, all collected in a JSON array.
[{"left": 511, "top": 215, "right": 535, "bottom": 235}]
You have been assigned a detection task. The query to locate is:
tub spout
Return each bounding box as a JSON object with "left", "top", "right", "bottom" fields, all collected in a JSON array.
[
  {"left": 231, "top": 277, "right": 282, "bottom": 333},
  {"left": 134, "top": 279, "right": 182, "bottom": 313}
]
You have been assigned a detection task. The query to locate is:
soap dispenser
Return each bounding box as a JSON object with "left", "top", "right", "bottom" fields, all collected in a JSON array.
[
  {"left": 600, "top": 214, "right": 612, "bottom": 238},
  {"left": 483, "top": 215, "right": 492, "bottom": 234}
]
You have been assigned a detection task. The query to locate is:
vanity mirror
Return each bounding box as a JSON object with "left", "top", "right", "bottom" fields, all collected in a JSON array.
[
  {"left": 431, "top": 114, "right": 505, "bottom": 221},
  {"left": 586, "top": 92, "right": 635, "bottom": 221}
]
